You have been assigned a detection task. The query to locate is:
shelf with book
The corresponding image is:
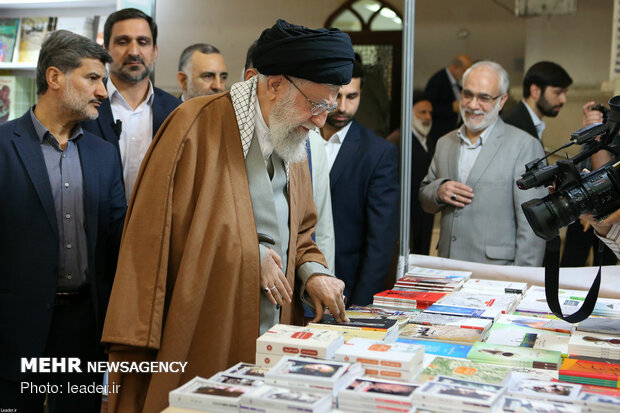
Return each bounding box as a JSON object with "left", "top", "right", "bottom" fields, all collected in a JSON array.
[{"left": 0, "top": 0, "right": 119, "bottom": 125}]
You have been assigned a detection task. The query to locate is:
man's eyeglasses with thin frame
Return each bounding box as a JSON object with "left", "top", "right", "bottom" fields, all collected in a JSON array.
[
  {"left": 284, "top": 74, "right": 337, "bottom": 116},
  {"left": 461, "top": 89, "right": 502, "bottom": 105}
]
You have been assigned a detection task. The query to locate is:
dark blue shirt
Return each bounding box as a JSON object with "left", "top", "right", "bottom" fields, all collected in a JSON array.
[{"left": 30, "top": 108, "right": 87, "bottom": 292}]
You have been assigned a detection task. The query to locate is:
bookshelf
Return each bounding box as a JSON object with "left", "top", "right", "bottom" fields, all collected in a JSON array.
[{"left": 0, "top": 0, "right": 119, "bottom": 119}]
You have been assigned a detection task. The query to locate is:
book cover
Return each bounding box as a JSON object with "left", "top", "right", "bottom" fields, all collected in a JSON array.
[
  {"left": 396, "top": 338, "right": 472, "bottom": 359},
  {"left": 169, "top": 376, "right": 257, "bottom": 411},
  {"left": 577, "top": 391, "right": 620, "bottom": 409},
  {"left": 406, "top": 266, "right": 471, "bottom": 280},
  {"left": 18, "top": 17, "right": 55, "bottom": 63},
  {"left": 208, "top": 372, "right": 264, "bottom": 387},
  {"left": 55, "top": 16, "right": 96, "bottom": 41},
  {"left": 0, "top": 76, "right": 16, "bottom": 124},
  {"left": 338, "top": 376, "right": 418, "bottom": 404},
  {"left": 255, "top": 324, "right": 344, "bottom": 358},
  {"left": 500, "top": 396, "right": 582, "bottom": 413},
  {"left": 312, "top": 315, "right": 398, "bottom": 331},
  {"left": 409, "top": 313, "right": 492, "bottom": 331},
  {"left": 264, "top": 357, "right": 363, "bottom": 394},
  {"left": 461, "top": 279, "right": 527, "bottom": 294},
  {"left": 568, "top": 331, "right": 620, "bottom": 360},
  {"left": 577, "top": 317, "right": 620, "bottom": 335},
  {"left": 424, "top": 304, "right": 496, "bottom": 319},
  {"left": 435, "top": 375, "right": 505, "bottom": 392},
  {"left": 399, "top": 323, "right": 483, "bottom": 345},
  {"left": 419, "top": 356, "right": 511, "bottom": 385},
  {"left": 254, "top": 352, "right": 282, "bottom": 367},
  {"left": 223, "top": 362, "right": 270, "bottom": 378},
  {"left": 437, "top": 291, "right": 518, "bottom": 312},
  {"left": 413, "top": 381, "right": 504, "bottom": 409},
  {"left": 467, "top": 343, "right": 562, "bottom": 370},
  {"left": 334, "top": 337, "right": 424, "bottom": 370},
  {"left": 496, "top": 314, "right": 575, "bottom": 334},
  {"left": 508, "top": 379, "right": 581, "bottom": 402},
  {"left": 239, "top": 385, "right": 331, "bottom": 412},
  {"left": 0, "top": 18, "right": 19, "bottom": 62}
]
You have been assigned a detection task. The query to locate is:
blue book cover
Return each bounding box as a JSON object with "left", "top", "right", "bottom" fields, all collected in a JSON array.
[
  {"left": 425, "top": 304, "right": 486, "bottom": 318},
  {"left": 397, "top": 337, "right": 472, "bottom": 359}
]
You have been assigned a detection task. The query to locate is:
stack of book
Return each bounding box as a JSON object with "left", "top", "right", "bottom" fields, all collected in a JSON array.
[
  {"left": 419, "top": 356, "right": 512, "bottom": 385},
  {"left": 337, "top": 376, "right": 419, "bottom": 413},
  {"left": 513, "top": 287, "right": 620, "bottom": 318},
  {"left": 405, "top": 265, "right": 471, "bottom": 288},
  {"left": 307, "top": 316, "right": 399, "bottom": 343},
  {"left": 393, "top": 274, "right": 465, "bottom": 294},
  {"left": 238, "top": 385, "right": 332, "bottom": 413},
  {"left": 559, "top": 358, "right": 620, "bottom": 388},
  {"left": 568, "top": 331, "right": 620, "bottom": 361},
  {"left": 577, "top": 387, "right": 620, "bottom": 413},
  {"left": 396, "top": 338, "right": 473, "bottom": 360},
  {"left": 169, "top": 376, "right": 260, "bottom": 412},
  {"left": 372, "top": 290, "right": 446, "bottom": 310},
  {"left": 334, "top": 337, "right": 424, "bottom": 381},
  {"left": 425, "top": 291, "right": 520, "bottom": 320},
  {"left": 467, "top": 342, "right": 563, "bottom": 370},
  {"left": 499, "top": 396, "right": 582, "bottom": 413},
  {"left": 398, "top": 322, "right": 485, "bottom": 345},
  {"left": 263, "top": 356, "right": 364, "bottom": 397},
  {"left": 412, "top": 377, "right": 506, "bottom": 412},
  {"left": 255, "top": 324, "right": 344, "bottom": 367},
  {"left": 460, "top": 279, "right": 528, "bottom": 295},
  {"left": 507, "top": 378, "right": 582, "bottom": 404}
]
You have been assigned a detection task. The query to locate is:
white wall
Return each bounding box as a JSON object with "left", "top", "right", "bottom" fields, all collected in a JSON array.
[{"left": 153, "top": 0, "right": 613, "bottom": 96}]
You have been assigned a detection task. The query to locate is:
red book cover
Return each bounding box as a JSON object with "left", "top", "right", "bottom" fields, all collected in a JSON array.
[
  {"left": 374, "top": 290, "right": 446, "bottom": 303},
  {"left": 560, "top": 358, "right": 620, "bottom": 381}
]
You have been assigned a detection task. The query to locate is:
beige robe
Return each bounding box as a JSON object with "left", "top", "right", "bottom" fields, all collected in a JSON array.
[{"left": 101, "top": 92, "right": 325, "bottom": 413}]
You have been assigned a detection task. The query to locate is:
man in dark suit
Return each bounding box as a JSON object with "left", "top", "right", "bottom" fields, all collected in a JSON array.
[
  {"left": 501, "top": 61, "right": 575, "bottom": 267},
  {"left": 0, "top": 30, "right": 126, "bottom": 412},
  {"left": 502, "top": 61, "right": 572, "bottom": 148},
  {"left": 176, "top": 43, "right": 228, "bottom": 101},
  {"left": 321, "top": 61, "right": 400, "bottom": 306},
  {"left": 81, "top": 8, "right": 180, "bottom": 201},
  {"left": 425, "top": 54, "right": 472, "bottom": 149}
]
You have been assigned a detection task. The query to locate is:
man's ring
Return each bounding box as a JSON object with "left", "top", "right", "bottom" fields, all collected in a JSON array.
[
  {"left": 264, "top": 287, "right": 270, "bottom": 293},
  {"left": 451, "top": 194, "right": 457, "bottom": 201},
  {"left": 270, "top": 286, "right": 278, "bottom": 291}
]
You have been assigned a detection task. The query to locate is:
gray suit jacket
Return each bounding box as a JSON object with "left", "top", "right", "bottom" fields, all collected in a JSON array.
[{"left": 419, "top": 118, "right": 547, "bottom": 266}]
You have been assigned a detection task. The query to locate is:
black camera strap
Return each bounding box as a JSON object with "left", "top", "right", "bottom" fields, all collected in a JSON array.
[{"left": 545, "top": 238, "right": 601, "bottom": 323}]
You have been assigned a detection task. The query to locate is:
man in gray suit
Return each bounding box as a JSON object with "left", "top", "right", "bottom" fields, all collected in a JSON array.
[{"left": 419, "top": 61, "right": 547, "bottom": 266}]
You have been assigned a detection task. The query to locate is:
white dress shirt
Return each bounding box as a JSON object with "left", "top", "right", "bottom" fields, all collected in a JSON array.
[
  {"left": 523, "top": 99, "right": 546, "bottom": 140},
  {"left": 107, "top": 79, "right": 154, "bottom": 201},
  {"left": 456, "top": 119, "right": 497, "bottom": 183},
  {"left": 324, "top": 120, "right": 353, "bottom": 170}
]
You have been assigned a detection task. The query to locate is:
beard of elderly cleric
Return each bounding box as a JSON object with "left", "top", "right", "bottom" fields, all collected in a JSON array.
[
  {"left": 460, "top": 97, "right": 501, "bottom": 133},
  {"left": 413, "top": 115, "right": 432, "bottom": 137},
  {"left": 268, "top": 85, "right": 310, "bottom": 163}
]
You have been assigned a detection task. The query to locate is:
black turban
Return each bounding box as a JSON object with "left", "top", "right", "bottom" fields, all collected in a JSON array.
[{"left": 251, "top": 19, "right": 355, "bottom": 85}]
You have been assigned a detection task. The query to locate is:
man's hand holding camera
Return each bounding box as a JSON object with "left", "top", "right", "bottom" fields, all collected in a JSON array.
[
  {"left": 438, "top": 180, "right": 474, "bottom": 208},
  {"left": 582, "top": 208, "right": 620, "bottom": 238}
]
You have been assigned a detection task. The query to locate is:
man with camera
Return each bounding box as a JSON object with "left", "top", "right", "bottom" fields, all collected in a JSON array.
[{"left": 419, "top": 61, "right": 547, "bottom": 266}]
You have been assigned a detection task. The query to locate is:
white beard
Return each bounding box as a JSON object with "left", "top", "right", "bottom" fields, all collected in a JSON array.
[
  {"left": 412, "top": 116, "right": 431, "bottom": 137},
  {"left": 460, "top": 99, "right": 501, "bottom": 133},
  {"left": 269, "top": 88, "right": 310, "bottom": 163}
]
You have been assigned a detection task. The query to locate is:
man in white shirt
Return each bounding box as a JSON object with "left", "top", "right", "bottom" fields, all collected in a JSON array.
[
  {"left": 176, "top": 43, "right": 228, "bottom": 101},
  {"left": 82, "top": 8, "right": 180, "bottom": 201},
  {"left": 419, "top": 61, "right": 547, "bottom": 266}
]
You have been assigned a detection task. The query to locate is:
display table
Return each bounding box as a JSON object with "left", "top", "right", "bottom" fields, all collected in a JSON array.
[{"left": 409, "top": 254, "right": 620, "bottom": 299}]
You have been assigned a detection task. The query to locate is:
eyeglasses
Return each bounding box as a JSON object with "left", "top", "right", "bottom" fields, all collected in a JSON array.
[
  {"left": 284, "top": 74, "right": 337, "bottom": 116},
  {"left": 462, "top": 89, "right": 502, "bottom": 104}
]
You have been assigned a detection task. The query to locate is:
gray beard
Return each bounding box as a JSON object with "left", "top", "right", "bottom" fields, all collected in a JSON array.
[{"left": 268, "top": 88, "right": 309, "bottom": 163}]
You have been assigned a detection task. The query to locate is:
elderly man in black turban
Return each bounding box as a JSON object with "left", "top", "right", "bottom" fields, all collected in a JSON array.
[{"left": 101, "top": 20, "right": 355, "bottom": 413}]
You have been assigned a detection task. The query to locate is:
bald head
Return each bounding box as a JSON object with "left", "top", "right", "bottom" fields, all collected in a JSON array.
[{"left": 448, "top": 54, "right": 472, "bottom": 83}]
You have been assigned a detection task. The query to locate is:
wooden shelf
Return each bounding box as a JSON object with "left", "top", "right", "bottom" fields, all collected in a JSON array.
[{"left": 0, "top": 0, "right": 116, "bottom": 9}]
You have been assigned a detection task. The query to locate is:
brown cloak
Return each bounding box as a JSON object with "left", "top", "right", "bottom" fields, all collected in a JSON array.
[{"left": 101, "top": 92, "right": 325, "bottom": 413}]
